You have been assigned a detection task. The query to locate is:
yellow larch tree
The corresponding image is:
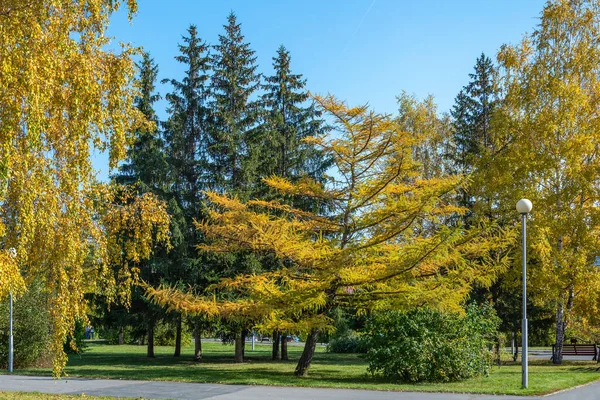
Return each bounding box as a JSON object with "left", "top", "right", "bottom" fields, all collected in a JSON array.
[
  {"left": 488, "top": 0, "right": 600, "bottom": 363},
  {"left": 148, "top": 95, "right": 511, "bottom": 376},
  {"left": 0, "top": 0, "right": 170, "bottom": 375}
]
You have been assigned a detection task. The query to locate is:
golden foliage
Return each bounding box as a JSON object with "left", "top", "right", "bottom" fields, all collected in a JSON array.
[
  {"left": 149, "top": 95, "right": 511, "bottom": 334},
  {"left": 0, "top": 250, "right": 25, "bottom": 299},
  {"left": 0, "top": 0, "right": 170, "bottom": 375},
  {"left": 491, "top": 0, "right": 600, "bottom": 320}
]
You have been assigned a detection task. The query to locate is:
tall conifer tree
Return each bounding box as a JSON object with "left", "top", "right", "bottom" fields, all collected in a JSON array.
[
  {"left": 112, "top": 52, "right": 168, "bottom": 358},
  {"left": 207, "top": 13, "right": 263, "bottom": 362},
  {"left": 259, "top": 45, "right": 331, "bottom": 359},
  {"left": 450, "top": 53, "right": 498, "bottom": 174},
  {"left": 116, "top": 52, "right": 166, "bottom": 189},
  {"left": 209, "top": 12, "right": 261, "bottom": 198},
  {"left": 162, "top": 25, "right": 212, "bottom": 358},
  {"left": 259, "top": 45, "right": 330, "bottom": 186}
]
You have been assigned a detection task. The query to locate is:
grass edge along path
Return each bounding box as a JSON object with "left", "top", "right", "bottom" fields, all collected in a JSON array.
[
  {"left": 6, "top": 343, "right": 600, "bottom": 396},
  {"left": 0, "top": 393, "right": 130, "bottom": 400}
]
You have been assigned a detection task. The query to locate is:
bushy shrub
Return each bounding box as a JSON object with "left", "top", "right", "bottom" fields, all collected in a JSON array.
[
  {"left": 97, "top": 325, "right": 136, "bottom": 345},
  {"left": 154, "top": 320, "right": 192, "bottom": 346},
  {"left": 0, "top": 284, "right": 51, "bottom": 368},
  {"left": 363, "top": 304, "right": 499, "bottom": 383},
  {"left": 327, "top": 333, "right": 367, "bottom": 353}
]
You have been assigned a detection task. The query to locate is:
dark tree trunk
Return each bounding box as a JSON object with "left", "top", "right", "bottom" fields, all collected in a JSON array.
[
  {"left": 194, "top": 322, "right": 202, "bottom": 361},
  {"left": 234, "top": 330, "right": 246, "bottom": 363},
  {"left": 118, "top": 328, "right": 124, "bottom": 345},
  {"left": 295, "top": 328, "right": 319, "bottom": 377},
  {"left": 513, "top": 332, "right": 519, "bottom": 362},
  {"left": 147, "top": 318, "right": 155, "bottom": 358},
  {"left": 494, "top": 338, "right": 501, "bottom": 366},
  {"left": 281, "top": 332, "right": 288, "bottom": 361},
  {"left": 174, "top": 314, "right": 182, "bottom": 357},
  {"left": 553, "top": 288, "right": 575, "bottom": 365},
  {"left": 272, "top": 331, "right": 281, "bottom": 360}
]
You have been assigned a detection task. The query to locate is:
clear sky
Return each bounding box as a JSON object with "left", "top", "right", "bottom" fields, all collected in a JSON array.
[{"left": 96, "top": 0, "right": 547, "bottom": 179}]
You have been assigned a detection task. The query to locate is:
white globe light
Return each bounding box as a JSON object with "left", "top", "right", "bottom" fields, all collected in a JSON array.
[{"left": 516, "top": 199, "right": 533, "bottom": 214}]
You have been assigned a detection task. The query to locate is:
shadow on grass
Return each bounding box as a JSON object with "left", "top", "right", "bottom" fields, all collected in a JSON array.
[{"left": 59, "top": 365, "right": 383, "bottom": 387}]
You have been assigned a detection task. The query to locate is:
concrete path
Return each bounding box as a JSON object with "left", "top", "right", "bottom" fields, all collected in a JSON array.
[{"left": 0, "top": 374, "right": 599, "bottom": 400}]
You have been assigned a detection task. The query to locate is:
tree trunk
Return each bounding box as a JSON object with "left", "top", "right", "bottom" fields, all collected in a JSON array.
[
  {"left": 118, "top": 328, "right": 124, "bottom": 345},
  {"left": 272, "top": 331, "right": 281, "bottom": 360},
  {"left": 194, "top": 322, "right": 202, "bottom": 361},
  {"left": 554, "top": 300, "right": 566, "bottom": 364},
  {"left": 234, "top": 330, "right": 245, "bottom": 363},
  {"left": 553, "top": 288, "right": 575, "bottom": 365},
  {"left": 494, "top": 338, "right": 501, "bottom": 366},
  {"left": 294, "top": 328, "right": 319, "bottom": 377},
  {"left": 173, "top": 314, "right": 182, "bottom": 357},
  {"left": 513, "top": 335, "right": 519, "bottom": 362},
  {"left": 511, "top": 332, "right": 515, "bottom": 359},
  {"left": 281, "top": 332, "right": 288, "bottom": 361},
  {"left": 147, "top": 318, "right": 155, "bottom": 358}
]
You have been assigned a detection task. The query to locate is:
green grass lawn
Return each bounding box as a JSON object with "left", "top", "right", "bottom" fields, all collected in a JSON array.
[
  {"left": 9, "top": 342, "right": 600, "bottom": 396},
  {"left": 0, "top": 393, "right": 121, "bottom": 400}
]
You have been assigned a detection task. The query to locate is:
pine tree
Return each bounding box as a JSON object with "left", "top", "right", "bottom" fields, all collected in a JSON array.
[
  {"left": 111, "top": 52, "right": 169, "bottom": 359},
  {"left": 209, "top": 12, "right": 261, "bottom": 198},
  {"left": 260, "top": 45, "right": 332, "bottom": 358},
  {"left": 115, "top": 52, "right": 167, "bottom": 190},
  {"left": 205, "top": 12, "right": 263, "bottom": 362},
  {"left": 259, "top": 45, "right": 330, "bottom": 187},
  {"left": 162, "top": 25, "right": 212, "bottom": 358},
  {"left": 450, "top": 53, "right": 498, "bottom": 174},
  {"left": 163, "top": 25, "right": 211, "bottom": 216}
]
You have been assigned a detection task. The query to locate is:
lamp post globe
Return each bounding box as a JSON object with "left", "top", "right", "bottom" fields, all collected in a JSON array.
[
  {"left": 516, "top": 199, "right": 533, "bottom": 214},
  {"left": 516, "top": 199, "right": 532, "bottom": 389}
]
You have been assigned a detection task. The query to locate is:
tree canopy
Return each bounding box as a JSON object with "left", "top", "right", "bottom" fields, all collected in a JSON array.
[{"left": 0, "top": 0, "right": 170, "bottom": 375}]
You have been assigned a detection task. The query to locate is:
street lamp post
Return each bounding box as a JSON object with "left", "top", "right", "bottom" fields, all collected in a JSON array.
[
  {"left": 7, "top": 247, "right": 16, "bottom": 374},
  {"left": 516, "top": 199, "right": 532, "bottom": 389}
]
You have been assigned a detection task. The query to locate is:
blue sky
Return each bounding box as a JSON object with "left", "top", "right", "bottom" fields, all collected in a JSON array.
[{"left": 97, "top": 0, "right": 547, "bottom": 179}]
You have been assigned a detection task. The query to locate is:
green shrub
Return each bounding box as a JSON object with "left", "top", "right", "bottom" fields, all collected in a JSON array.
[
  {"left": 0, "top": 284, "right": 51, "bottom": 368},
  {"left": 154, "top": 320, "right": 192, "bottom": 346},
  {"left": 363, "top": 304, "right": 499, "bottom": 383},
  {"left": 97, "top": 325, "right": 136, "bottom": 345},
  {"left": 64, "top": 320, "right": 88, "bottom": 354},
  {"left": 327, "top": 333, "right": 367, "bottom": 353}
]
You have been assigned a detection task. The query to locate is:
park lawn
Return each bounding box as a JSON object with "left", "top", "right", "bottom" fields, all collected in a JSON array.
[
  {"left": 0, "top": 393, "right": 129, "bottom": 400},
  {"left": 10, "top": 342, "right": 600, "bottom": 396}
]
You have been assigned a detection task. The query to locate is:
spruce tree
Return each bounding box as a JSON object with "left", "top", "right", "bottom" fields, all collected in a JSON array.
[
  {"left": 450, "top": 53, "right": 497, "bottom": 173},
  {"left": 206, "top": 12, "right": 264, "bottom": 362},
  {"left": 209, "top": 12, "right": 261, "bottom": 198},
  {"left": 111, "top": 52, "right": 168, "bottom": 358},
  {"left": 162, "top": 25, "right": 212, "bottom": 358},
  {"left": 115, "top": 52, "right": 167, "bottom": 189},
  {"left": 260, "top": 45, "right": 332, "bottom": 359},
  {"left": 259, "top": 45, "right": 331, "bottom": 189}
]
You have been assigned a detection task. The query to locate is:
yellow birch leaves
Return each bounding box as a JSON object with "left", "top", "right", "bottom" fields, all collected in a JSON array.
[{"left": 0, "top": 0, "right": 170, "bottom": 375}]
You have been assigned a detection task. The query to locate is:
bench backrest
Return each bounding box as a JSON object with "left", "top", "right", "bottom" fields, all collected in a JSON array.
[{"left": 560, "top": 344, "right": 596, "bottom": 355}]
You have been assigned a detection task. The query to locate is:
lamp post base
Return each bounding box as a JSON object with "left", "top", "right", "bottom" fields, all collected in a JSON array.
[{"left": 522, "top": 317, "right": 528, "bottom": 389}]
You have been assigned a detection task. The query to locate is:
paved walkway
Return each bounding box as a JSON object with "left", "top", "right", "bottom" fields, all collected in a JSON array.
[{"left": 0, "top": 375, "right": 599, "bottom": 400}]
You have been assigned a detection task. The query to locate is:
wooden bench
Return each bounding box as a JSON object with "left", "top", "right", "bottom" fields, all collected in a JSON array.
[{"left": 552, "top": 343, "right": 598, "bottom": 362}]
